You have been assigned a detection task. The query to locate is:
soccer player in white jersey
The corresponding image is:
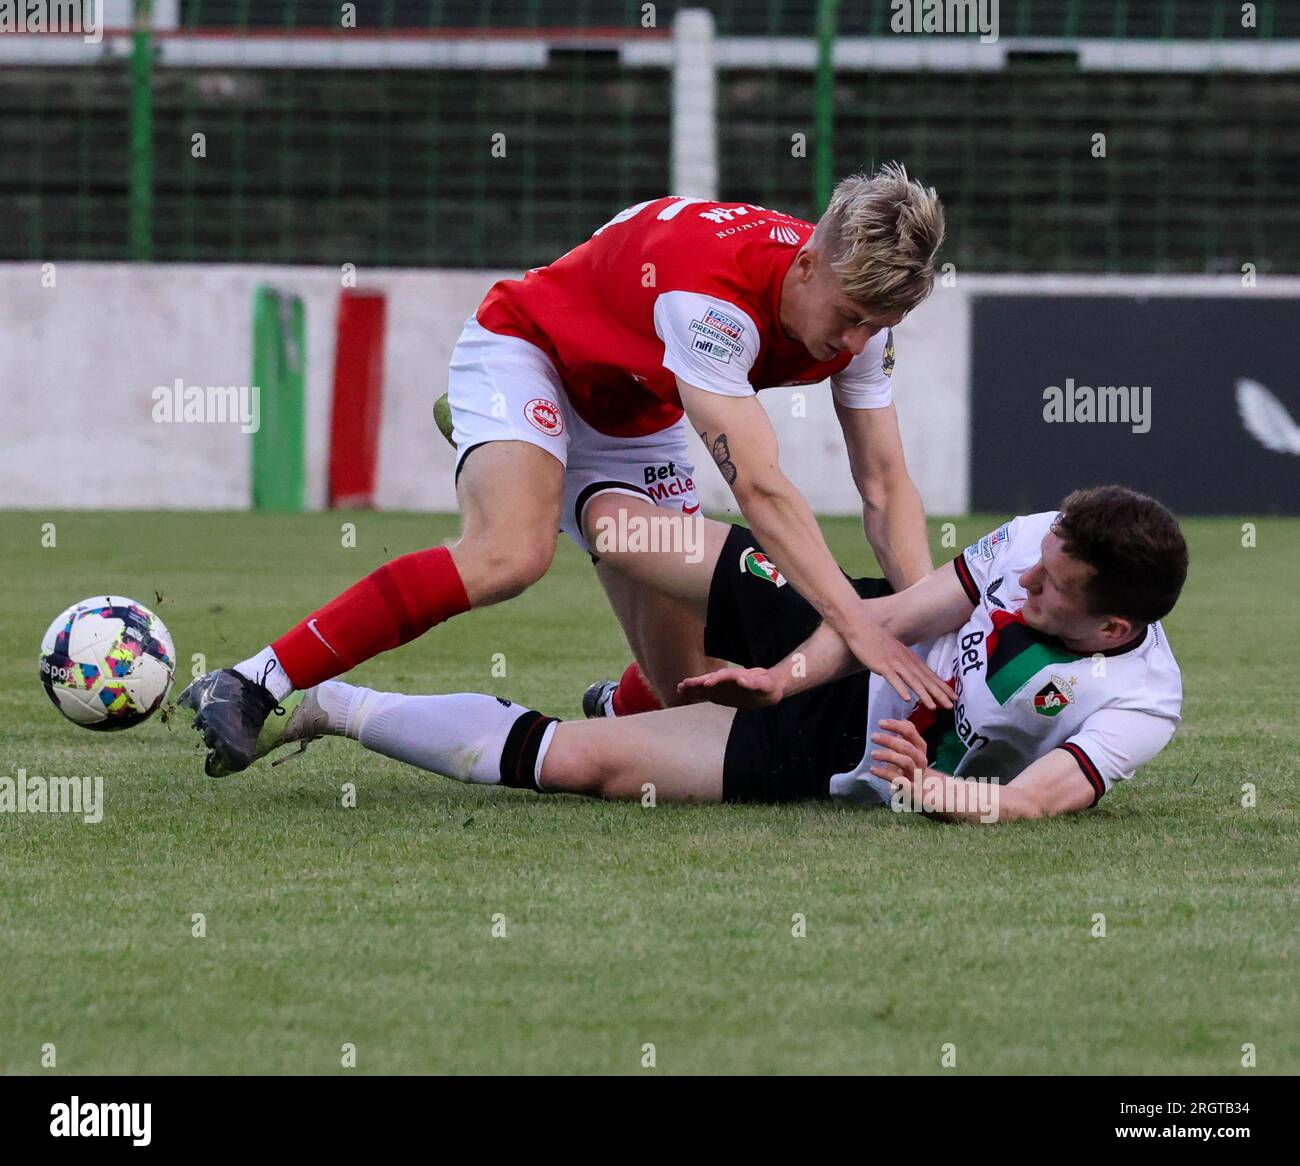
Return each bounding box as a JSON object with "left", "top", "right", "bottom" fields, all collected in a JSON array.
[{"left": 251, "top": 485, "right": 1188, "bottom": 823}]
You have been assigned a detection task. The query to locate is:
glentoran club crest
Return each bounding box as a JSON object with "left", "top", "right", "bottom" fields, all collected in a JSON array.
[
  {"left": 740, "top": 546, "right": 787, "bottom": 587},
  {"left": 1032, "top": 675, "right": 1075, "bottom": 717}
]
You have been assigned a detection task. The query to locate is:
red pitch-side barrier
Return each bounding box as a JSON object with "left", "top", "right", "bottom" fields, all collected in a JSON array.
[{"left": 328, "top": 289, "right": 387, "bottom": 509}]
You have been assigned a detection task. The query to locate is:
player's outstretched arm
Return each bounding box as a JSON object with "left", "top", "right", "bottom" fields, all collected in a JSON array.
[
  {"left": 678, "top": 556, "right": 975, "bottom": 708},
  {"left": 835, "top": 399, "right": 933, "bottom": 590},
  {"left": 678, "top": 379, "right": 952, "bottom": 710},
  {"left": 871, "top": 719, "right": 1097, "bottom": 824}
]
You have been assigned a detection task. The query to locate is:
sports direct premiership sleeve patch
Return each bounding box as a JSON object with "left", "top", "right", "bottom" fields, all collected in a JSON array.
[
  {"left": 653, "top": 291, "right": 759, "bottom": 396},
  {"left": 688, "top": 307, "right": 747, "bottom": 365},
  {"left": 957, "top": 517, "right": 1019, "bottom": 595},
  {"left": 965, "top": 523, "right": 1011, "bottom": 565}
]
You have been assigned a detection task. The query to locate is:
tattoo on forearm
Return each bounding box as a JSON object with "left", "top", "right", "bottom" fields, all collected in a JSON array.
[{"left": 699, "top": 430, "right": 738, "bottom": 487}]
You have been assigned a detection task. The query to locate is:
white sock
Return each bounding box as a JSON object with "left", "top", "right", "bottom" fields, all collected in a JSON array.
[
  {"left": 328, "top": 684, "right": 556, "bottom": 788},
  {"left": 234, "top": 646, "right": 295, "bottom": 702},
  {"left": 314, "top": 679, "right": 369, "bottom": 737}
]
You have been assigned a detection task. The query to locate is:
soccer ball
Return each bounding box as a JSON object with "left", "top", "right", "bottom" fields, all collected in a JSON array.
[{"left": 39, "top": 596, "right": 176, "bottom": 730}]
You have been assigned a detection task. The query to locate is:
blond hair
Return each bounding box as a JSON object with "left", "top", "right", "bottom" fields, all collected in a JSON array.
[{"left": 811, "top": 162, "right": 945, "bottom": 315}]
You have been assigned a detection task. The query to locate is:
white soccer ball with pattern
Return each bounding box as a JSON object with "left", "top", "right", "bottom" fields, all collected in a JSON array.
[{"left": 39, "top": 596, "right": 176, "bottom": 730}]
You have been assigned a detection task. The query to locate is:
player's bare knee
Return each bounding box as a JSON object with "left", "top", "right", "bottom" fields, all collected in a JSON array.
[
  {"left": 498, "top": 540, "right": 555, "bottom": 597},
  {"left": 638, "top": 647, "right": 721, "bottom": 709},
  {"left": 645, "top": 676, "right": 703, "bottom": 710},
  {"left": 454, "top": 533, "right": 555, "bottom": 602}
]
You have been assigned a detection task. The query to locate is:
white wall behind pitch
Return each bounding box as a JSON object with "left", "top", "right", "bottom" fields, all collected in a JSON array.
[
  {"left": 0, "top": 263, "right": 501, "bottom": 511},
  {"left": 0, "top": 261, "right": 974, "bottom": 513},
  {"left": 686, "top": 279, "right": 970, "bottom": 517},
  {"left": 1, "top": 263, "right": 261, "bottom": 509}
]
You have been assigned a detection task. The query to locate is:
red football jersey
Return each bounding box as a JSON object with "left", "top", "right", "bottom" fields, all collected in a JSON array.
[{"left": 475, "top": 196, "right": 895, "bottom": 438}]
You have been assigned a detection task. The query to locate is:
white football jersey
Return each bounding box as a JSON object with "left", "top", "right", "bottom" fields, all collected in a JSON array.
[{"left": 831, "top": 511, "right": 1183, "bottom": 807}]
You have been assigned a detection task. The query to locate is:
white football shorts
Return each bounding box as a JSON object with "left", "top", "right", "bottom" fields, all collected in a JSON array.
[{"left": 447, "top": 315, "right": 701, "bottom": 554}]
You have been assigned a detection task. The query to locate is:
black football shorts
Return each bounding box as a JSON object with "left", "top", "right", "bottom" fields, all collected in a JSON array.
[{"left": 704, "top": 525, "right": 892, "bottom": 803}]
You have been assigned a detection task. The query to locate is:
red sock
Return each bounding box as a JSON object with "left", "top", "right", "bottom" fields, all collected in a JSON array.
[
  {"left": 272, "top": 546, "right": 470, "bottom": 689},
  {"left": 611, "top": 661, "right": 663, "bottom": 716}
]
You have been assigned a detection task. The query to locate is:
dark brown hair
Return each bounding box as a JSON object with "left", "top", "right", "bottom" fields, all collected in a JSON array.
[{"left": 1053, "top": 485, "right": 1188, "bottom": 625}]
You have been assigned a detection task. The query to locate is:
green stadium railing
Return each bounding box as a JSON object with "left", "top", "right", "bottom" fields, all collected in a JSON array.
[{"left": 1, "top": 1, "right": 1297, "bottom": 273}]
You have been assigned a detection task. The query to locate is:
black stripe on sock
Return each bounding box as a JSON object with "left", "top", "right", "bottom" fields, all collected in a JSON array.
[{"left": 500, "top": 710, "right": 561, "bottom": 789}]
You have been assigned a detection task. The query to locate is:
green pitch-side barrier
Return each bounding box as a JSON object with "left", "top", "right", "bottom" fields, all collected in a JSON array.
[{"left": 251, "top": 286, "right": 307, "bottom": 512}]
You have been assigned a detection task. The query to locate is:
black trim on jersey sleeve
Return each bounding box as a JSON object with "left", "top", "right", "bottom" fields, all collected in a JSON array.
[
  {"left": 1059, "top": 742, "right": 1106, "bottom": 806},
  {"left": 952, "top": 554, "right": 980, "bottom": 605}
]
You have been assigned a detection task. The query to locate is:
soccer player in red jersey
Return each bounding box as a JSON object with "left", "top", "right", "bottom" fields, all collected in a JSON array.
[{"left": 181, "top": 163, "right": 953, "bottom": 775}]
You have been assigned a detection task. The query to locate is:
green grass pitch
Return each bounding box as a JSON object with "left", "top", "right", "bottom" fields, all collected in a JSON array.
[{"left": 1, "top": 510, "right": 1296, "bottom": 1075}]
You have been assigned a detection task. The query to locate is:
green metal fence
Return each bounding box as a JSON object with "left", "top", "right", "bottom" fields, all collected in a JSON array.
[
  {"left": 2, "top": 1, "right": 1298, "bottom": 272},
  {"left": 172, "top": 2, "right": 1296, "bottom": 39},
  {"left": 729, "top": 66, "right": 1300, "bottom": 273}
]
